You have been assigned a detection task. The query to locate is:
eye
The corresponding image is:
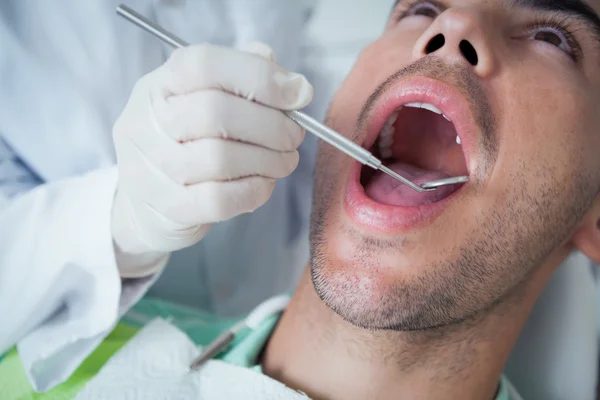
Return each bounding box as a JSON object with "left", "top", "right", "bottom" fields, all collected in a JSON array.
[
  {"left": 409, "top": 2, "right": 440, "bottom": 18},
  {"left": 533, "top": 29, "right": 567, "bottom": 49},
  {"left": 525, "top": 21, "right": 581, "bottom": 62},
  {"left": 407, "top": 2, "right": 441, "bottom": 19},
  {"left": 395, "top": 1, "right": 442, "bottom": 21}
]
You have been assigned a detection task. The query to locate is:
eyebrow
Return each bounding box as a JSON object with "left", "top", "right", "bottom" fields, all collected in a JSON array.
[{"left": 514, "top": 0, "right": 600, "bottom": 40}]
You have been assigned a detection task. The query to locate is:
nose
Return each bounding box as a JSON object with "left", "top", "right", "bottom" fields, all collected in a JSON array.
[{"left": 412, "top": 8, "right": 496, "bottom": 77}]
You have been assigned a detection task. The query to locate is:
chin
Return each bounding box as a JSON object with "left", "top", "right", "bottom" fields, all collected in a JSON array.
[
  {"left": 308, "top": 213, "right": 473, "bottom": 331},
  {"left": 310, "top": 255, "right": 459, "bottom": 331}
]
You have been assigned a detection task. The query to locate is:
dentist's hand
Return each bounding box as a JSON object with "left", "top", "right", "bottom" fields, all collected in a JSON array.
[{"left": 111, "top": 43, "right": 313, "bottom": 277}]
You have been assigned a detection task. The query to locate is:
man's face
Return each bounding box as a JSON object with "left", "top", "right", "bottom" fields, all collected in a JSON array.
[{"left": 310, "top": 0, "right": 600, "bottom": 330}]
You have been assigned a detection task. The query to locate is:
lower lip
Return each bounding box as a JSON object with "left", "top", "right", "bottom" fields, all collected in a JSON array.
[{"left": 343, "top": 161, "right": 462, "bottom": 233}]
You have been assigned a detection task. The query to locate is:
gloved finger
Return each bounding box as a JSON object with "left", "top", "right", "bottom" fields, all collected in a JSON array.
[
  {"left": 153, "top": 90, "right": 305, "bottom": 150},
  {"left": 117, "top": 135, "right": 279, "bottom": 225},
  {"left": 119, "top": 193, "right": 212, "bottom": 253},
  {"left": 115, "top": 133, "right": 189, "bottom": 225},
  {"left": 138, "top": 175, "right": 277, "bottom": 225},
  {"left": 146, "top": 138, "right": 300, "bottom": 184},
  {"left": 159, "top": 44, "right": 313, "bottom": 110},
  {"left": 242, "top": 41, "right": 276, "bottom": 62},
  {"left": 181, "top": 177, "right": 277, "bottom": 224}
]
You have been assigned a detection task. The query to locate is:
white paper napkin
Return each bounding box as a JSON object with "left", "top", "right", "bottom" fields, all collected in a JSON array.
[{"left": 75, "top": 319, "right": 309, "bottom": 400}]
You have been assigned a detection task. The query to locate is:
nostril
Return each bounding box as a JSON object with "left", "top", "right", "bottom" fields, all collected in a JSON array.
[
  {"left": 425, "top": 34, "right": 445, "bottom": 54},
  {"left": 459, "top": 40, "right": 478, "bottom": 66}
]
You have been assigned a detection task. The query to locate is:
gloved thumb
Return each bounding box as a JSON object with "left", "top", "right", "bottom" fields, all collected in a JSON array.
[
  {"left": 241, "top": 41, "right": 312, "bottom": 110},
  {"left": 243, "top": 41, "right": 277, "bottom": 62}
]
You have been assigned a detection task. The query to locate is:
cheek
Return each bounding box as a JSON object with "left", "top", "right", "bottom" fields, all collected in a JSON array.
[
  {"left": 493, "top": 64, "right": 597, "bottom": 192},
  {"left": 313, "top": 140, "right": 347, "bottom": 210}
]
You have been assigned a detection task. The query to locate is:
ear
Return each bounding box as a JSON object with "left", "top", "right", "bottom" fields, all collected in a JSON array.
[{"left": 571, "top": 197, "right": 600, "bottom": 264}]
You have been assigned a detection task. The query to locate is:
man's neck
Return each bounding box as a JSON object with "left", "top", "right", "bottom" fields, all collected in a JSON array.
[{"left": 262, "top": 269, "right": 547, "bottom": 400}]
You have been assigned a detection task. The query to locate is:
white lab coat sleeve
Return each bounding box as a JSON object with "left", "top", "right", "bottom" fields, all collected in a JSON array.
[{"left": 0, "top": 139, "right": 162, "bottom": 392}]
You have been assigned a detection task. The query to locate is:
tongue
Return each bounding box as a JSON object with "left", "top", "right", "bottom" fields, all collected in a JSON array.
[{"left": 365, "top": 162, "right": 459, "bottom": 207}]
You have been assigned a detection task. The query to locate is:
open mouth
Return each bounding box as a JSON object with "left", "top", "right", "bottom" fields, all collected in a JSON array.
[{"left": 360, "top": 102, "right": 469, "bottom": 207}]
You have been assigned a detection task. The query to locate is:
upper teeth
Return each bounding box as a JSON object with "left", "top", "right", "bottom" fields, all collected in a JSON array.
[
  {"left": 405, "top": 102, "right": 451, "bottom": 122},
  {"left": 405, "top": 102, "right": 441, "bottom": 114}
]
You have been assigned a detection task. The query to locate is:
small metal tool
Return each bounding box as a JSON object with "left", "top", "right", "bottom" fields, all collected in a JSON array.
[
  {"left": 187, "top": 295, "right": 290, "bottom": 372},
  {"left": 116, "top": 4, "right": 468, "bottom": 193},
  {"left": 188, "top": 328, "right": 237, "bottom": 371}
]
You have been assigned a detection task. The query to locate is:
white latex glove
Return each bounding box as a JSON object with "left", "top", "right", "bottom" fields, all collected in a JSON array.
[{"left": 111, "top": 42, "right": 313, "bottom": 277}]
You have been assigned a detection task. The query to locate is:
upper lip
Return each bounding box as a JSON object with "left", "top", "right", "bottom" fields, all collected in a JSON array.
[{"left": 360, "top": 76, "right": 479, "bottom": 175}]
